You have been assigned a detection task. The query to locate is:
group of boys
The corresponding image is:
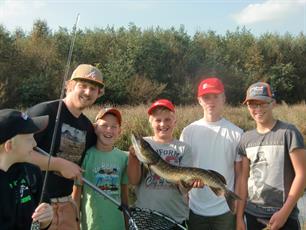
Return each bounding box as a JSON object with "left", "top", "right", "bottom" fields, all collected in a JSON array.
[{"left": 1, "top": 63, "right": 305, "bottom": 230}]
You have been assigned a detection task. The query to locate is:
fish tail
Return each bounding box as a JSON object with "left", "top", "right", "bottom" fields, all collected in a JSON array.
[{"left": 224, "top": 189, "right": 241, "bottom": 214}]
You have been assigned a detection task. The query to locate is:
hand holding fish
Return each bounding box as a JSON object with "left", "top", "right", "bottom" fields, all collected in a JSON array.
[
  {"left": 177, "top": 179, "right": 205, "bottom": 194},
  {"left": 129, "top": 146, "right": 138, "bottom": 159}
]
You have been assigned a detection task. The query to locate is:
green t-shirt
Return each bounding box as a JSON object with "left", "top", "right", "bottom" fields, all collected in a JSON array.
[{"left": 81, "top": 146, "right": 128, "bottom": 230}]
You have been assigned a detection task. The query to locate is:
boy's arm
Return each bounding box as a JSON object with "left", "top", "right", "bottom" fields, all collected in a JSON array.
[
  {"left": 269, "top": 148, "right": 306, "bottom": 229},
  {"left": 29, "top": 150, "right": 82, "bottom": 180},
  {"left": 121, "top": 184, "right": 129, "bottom": 230},
  {"left": 127, "top": 147, "right": 142, "bottom": 185},
  {"left": 234, "top": 160, "right": 242, "bottom": 210},
  {"left": 72, "top": 184, "right": 83, "bottom": 212},
  {"left": 236, "top": 156, "right": 249, "bottom": 230}
]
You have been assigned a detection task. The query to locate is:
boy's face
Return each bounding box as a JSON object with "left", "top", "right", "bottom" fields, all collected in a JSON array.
[
  {"left": 95, "top": 114, "right": 121, "bottom": 148},
  {"left": 67, "top": 80, "right": 102, "bottom": 111},
  {"left": 246, "top": 100, "right": 274, "bottom": 124},
  {"left": 198, "top": 93, "right": 225, "bottom": 118},
  {"left": 149, "top": 109, "right": 176, "bottom": 141},
  {"left": 11, "top": 134, "right": 37, "bottom": 161}
]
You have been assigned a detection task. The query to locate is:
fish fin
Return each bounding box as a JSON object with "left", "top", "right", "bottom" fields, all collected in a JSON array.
[
  {"left": 180, "top": 180, "right": 192, "bottom": 189},
  {"left": 224, "top": 189, "right": 241, "bottom": 214},
  {"left": 177, "top": 180, "right": 192, "bottom": 194},
  {"left": 209, "top": 187, "right": 224, "bottom": 197},
  {"left": 207, "top": 170, "right": 227, "bottom": 185}
]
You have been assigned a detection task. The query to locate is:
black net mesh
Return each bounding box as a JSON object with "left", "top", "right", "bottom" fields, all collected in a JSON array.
[{"left": 127, "top": 207, "right": 185, "bottom": 230}]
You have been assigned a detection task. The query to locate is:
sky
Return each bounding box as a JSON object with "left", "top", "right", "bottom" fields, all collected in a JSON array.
[{"left": 0, "top": 0, "right": 305, "bottom": 36}]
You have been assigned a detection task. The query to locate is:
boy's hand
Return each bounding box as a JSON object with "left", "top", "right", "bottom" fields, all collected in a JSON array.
[
  {"left": 177, "top": 179, "right": 205, "bottom": 194},
  {"left": 32, "top": 203, "right": 53, "bottom": 229},
  {"left": 191, "top": 179, "right": 205, "bottom": 188},
  {"left": 129, "top": 146, "right": 138, "bottom": 160}
]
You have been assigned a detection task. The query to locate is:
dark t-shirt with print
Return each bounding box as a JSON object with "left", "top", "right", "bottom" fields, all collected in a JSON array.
[
  {"left": 27, "top": 100, "right": 96, "bottom": 198},
  {"left": 0, "top": 163, "right": 43, "bottom": 230},
  {"left": 238, "top": 120, "right": 304, "bottom": 219}
]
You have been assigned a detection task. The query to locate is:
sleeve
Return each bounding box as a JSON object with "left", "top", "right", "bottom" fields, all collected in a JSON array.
[
  {"left": 234, "top": 131, "right": 243, "bottom": 162},
  {"left": 81, "top": 150, "right": 90, "bottom": 170},
  {"left": 27, "top": 102, "right": 54, "bottom": 146},
  {"left": 285, "top": 125, "right": 305, "bottom": 153},
  {"left": 237, "top": 136, "right": 247, "bottom": 157},
  {"left": 180, "top": 142, "right": 193, "bottom": 167}
]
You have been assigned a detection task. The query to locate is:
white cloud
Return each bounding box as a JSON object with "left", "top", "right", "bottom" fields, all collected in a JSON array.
[
  {"left": 232, "top": 0, "right": 306, "bottom": 25},
  {"left": 0, "top": 0, "right": 45, "bottom": 29}
]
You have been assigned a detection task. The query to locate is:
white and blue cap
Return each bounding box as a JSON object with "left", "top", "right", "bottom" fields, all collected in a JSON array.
[{"left": 0, "top": 109, "right": 48, "bottom": 144}]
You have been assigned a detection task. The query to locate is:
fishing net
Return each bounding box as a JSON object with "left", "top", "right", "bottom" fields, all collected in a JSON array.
[{"left": 126, "top": 207, "right": 185, "bottom": 230}]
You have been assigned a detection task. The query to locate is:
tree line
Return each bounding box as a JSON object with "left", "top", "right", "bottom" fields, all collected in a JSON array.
[{"left": 0, "top": 20, "right": 305, "bottom": 108}]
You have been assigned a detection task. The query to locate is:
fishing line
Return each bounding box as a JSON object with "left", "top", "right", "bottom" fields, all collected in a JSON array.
[{"left": 30, "top": 13, "right": 80, "bottom": 230}]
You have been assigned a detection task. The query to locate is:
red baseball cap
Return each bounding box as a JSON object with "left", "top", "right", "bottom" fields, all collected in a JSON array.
[
  {"left": 197, "top": 77, "right": 224, "bottom": 97},
  {"left": 95, "top": 108, "right": 122, "bottom": 126},
  {"left": 147, "top": 99, "right": 175, "bottom": 115}
]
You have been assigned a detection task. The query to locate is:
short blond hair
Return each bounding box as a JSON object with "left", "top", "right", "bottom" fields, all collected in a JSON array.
[{"left": 148, "top": 107, "right": 176, "bottom": 123}]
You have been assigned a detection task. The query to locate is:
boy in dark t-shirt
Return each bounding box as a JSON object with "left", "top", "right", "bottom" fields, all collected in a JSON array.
[
  {"left": 236, "top": 82, "right": 306, "bottom": 230},
  {"left": 0, "top": 109, "right": 53, "bottom": 229}
]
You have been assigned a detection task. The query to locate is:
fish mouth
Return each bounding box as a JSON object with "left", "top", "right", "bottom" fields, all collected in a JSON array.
[{"left": 131, "top": 134, "right": 151, "bottom": 164}]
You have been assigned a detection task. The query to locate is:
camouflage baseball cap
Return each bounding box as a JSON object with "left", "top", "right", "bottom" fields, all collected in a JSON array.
[{"left": 70, "top": 64, "right": 104, "bottom": 88}]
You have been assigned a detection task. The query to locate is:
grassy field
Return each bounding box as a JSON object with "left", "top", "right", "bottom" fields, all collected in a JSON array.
[{"left": 84, "top": 102, "right": 306, "bottom": 151}]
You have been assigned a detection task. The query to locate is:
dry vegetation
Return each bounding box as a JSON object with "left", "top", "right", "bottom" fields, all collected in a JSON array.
[{"left": 85, "top": 102, "right": 306, "bottom": 151}]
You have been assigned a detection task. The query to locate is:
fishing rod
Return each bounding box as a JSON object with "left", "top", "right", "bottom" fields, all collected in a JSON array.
[
  {"left": 34, "top": 147, "right": 187, "bottom": 230},
  {"left": 31, "top": 13, "right": 80, "bottom": 230}
]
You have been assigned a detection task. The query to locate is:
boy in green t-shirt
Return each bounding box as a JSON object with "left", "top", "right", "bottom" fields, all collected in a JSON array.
[{"left": 73, "top": 108, "right": 128, "bottom": 230}]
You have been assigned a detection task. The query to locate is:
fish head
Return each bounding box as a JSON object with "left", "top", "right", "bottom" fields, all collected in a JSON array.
[{"left": 131, "top": 133, "right": 160, "bottom": 165}]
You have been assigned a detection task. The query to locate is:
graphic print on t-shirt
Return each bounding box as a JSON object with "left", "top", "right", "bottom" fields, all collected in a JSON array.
[
  {"left": 247, "top": 145, "right": 284, "bottom": 206},
  {"left": 58, "top": 123, "right": 86, "bottom": 163},
  {"left": 10, "top": 178, "right": 32, "bottom": 204},
  {"left": 145, "top": 148, "right": 181, "bottom": 189},
  {"left": 94, "top": 164, "right": 120, "bottom": 199}
]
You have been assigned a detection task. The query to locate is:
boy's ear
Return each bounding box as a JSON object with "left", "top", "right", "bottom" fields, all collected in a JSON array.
[
  {"left": 118, "top": 127, "right": 122, "bottom": 135},
  {"left": 4, "top": 140, "right": 12, "bottom": 152},
  {"left": 98, "top": 88, "right": 105, "bottom": 97}
]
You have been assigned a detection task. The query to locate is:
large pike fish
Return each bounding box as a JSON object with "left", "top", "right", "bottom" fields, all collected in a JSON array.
[{"left": 131, "top": 134, "right": 241, "bottom": 213}]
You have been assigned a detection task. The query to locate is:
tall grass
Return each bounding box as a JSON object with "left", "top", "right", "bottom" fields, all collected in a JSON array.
[{"left": 85, "top": 102, "right": 306, "bottom": 150}]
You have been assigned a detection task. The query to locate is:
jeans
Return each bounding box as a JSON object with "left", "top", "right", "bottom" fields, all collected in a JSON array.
[
  {"left": 188, "top": 210, "right": 235, "bottom": 230},
  {"left": 245, "top": 212, "right": 300, "bottom": 230}
]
